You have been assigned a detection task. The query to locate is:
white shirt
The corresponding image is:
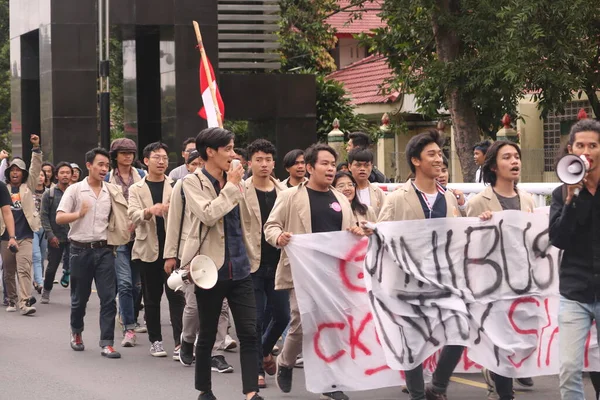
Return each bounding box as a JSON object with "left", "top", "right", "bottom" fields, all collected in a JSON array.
[
  {"left": 357, "top": 187, "right": 371, "bottom": 206},
  {"left": 423, "top": 192, "right": 438, "bottom": 208},
  {"left": 168, "top": 164, "right": 190, "bottom": 181},
  {"left": 475, "top": 167, "right": 483, "bottom": 183},
  {"left": 57, "top": 178, "right": 111, "bottom": 242}
]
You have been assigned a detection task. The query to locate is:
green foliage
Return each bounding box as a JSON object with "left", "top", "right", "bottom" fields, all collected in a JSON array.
[
  {"left": 109, "top": 30, "right": 125, "bottom": 141},
  {"left": 315, "top": 73, "right": 371, "bottom": 142},
  {"left": 278, "top": 0, "right": 338, "bottom": 73}
]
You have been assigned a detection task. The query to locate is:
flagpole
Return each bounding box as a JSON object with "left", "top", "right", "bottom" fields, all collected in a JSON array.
[{"left": 193, "top": 21, "right": 223, "bottom": 128}]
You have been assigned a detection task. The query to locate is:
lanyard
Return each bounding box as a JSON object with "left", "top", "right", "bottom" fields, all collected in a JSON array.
[{"left": 411, "top": 181, "right": 445, "bottom": 219}]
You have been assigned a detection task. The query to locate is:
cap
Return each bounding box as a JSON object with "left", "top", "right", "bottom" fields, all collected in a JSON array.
[
  {"left": 110, "top": 138, "right": 137, "bottom": 153},
  {"left": 186, "top": 150, "right": 201, "bottom": 165},
  {"left": 70, "top": 163, "right": 82, "bottom": 172},
  {"left": 5, "top": 159, "right": 28, "bottom": 182}
]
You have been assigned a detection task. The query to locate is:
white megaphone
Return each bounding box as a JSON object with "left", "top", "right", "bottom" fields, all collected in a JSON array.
[
  {"left": 556, "top": 154, "right": 590, "bottom": 196},
  {"left": 167, "top": 268, "right": 192, "bottom": 292},
  {"left": 189, "top": 255, "right": 218, "bottom": 289}
]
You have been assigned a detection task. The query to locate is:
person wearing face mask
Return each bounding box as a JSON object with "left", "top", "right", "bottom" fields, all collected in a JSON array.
[
  {"left": 264, "top": 143, "right": 366, "bottom": 400},
  {"left": 466, "top": 141, "right": 536, "bottom": 400},
  {"left": 2, "top": 134, "right": 42, "bottom": 315},
  {"left": 378, "top": 129, "right": 462, "bottom": 400}
]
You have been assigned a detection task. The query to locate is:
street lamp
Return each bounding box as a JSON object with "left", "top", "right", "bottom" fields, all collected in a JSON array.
[{"left": 98, "top": 0, "right": 110, "bottom": 150}]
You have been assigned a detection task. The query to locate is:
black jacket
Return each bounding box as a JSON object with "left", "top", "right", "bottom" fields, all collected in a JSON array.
[{"left": 549, "top": 184, "right": 600, "bottom": 303}]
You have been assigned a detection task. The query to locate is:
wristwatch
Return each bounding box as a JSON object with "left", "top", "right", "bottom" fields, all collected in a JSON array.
[{"left": 9, "top": 236, "right": 16, "bottom": 240}]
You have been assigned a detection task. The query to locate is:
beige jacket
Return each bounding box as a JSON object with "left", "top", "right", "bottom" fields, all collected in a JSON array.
[
  {"left": 0, "top": 151, "right": 42, "bottom": 235},
  {"left": 264, "top": 182, "right": 354, "bottom": 290},
  {"left": 466, "top": 185, "right": 535, "bottom": 217},
  {"left": 128, "top": 176, "right": 173, "bottom": 262},
  {"left": 240, "top": 176, "right": 286, "bottom": 272},
  {"left": 105, "top": 183, "right": 131, "bottom": 246},
  {"left": 352, "top": 206, "right": 378, "bottom": 227},
  {"left": 164, "top": 179, "right": 193, "bottom": 260},
  {"left": 179, "top": 170, "right": 249, "bottom": 270},
  {"left": 366, "top": 183, "right": 386, "bottom": 217},
  {"left": 281, "top": 176, "right": 308, "bottom": 188},
  {"left": 378, "top": 180, "right": 461, "bottom": 222}
]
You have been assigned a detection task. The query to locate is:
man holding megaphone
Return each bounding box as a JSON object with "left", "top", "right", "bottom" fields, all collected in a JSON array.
[
  {"left": 179, "top": 128, "right": 263, "bottom": 400},
  {"left": 550, "top": 119, "right": 600, "bottom": 400}
]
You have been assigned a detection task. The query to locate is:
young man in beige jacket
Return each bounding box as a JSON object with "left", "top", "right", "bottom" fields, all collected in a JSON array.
[
  {"left": 178, "top": 127, "right": 263, "bottom": 400},
  {"left": 241, "top": 139, "right": 289, "bottom": 389},
  {"left": 378, "top": 130, "right": 462, "bottom": 400},
  {"left": 129, "top": 142, "right": 185, "bottom": 359},
  {"left": 57, "top": 148, "right": 130, "bottom": 359},
  {"left": 264, "top": 143, "right": 365, "bottom": 400},
  {"left": 1, "top": 134, "right": 42, "bottom": 315},
  {"left": 466, "top": 140, "right": 535, "bottom": 400}
]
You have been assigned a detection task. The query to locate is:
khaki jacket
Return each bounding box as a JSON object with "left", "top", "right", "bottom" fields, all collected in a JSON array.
[
  {"left": 179, "top": 170, "right": 249, "bottom": 270},
  {"left": 366, "top": 183, "right": 386, "bottom": 217},
  {"left": 264, "top": 182, "right": 354, "bottom": 290},
  {"left": 466, "top": 185, "right": 535, "bottom": 217},
  {"left": 378, "top": 180, "right": 461, "bottom": 222},
  {"left": 352, "top": 206, "right": 378, "bottom": 227},
  {"left": 0, "top": 151, "right": 42, "bottom": 235},
  {"left": 164, "top": 179, "right": 193, "bottom": 260},
  {"left": 281, "top": 176, "right": 308, "bottom": 187},
  {"left": 105, "top": 183, "right": 131, "bottom": 246},
  {"left": 128, "top": 176, "right": 173, "bottom": 262},
  {"left": 240, "top": 176, "right": 286, "bottom": 272}
]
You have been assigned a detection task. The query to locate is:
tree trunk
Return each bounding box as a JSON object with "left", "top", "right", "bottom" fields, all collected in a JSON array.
[
  {"left": 585, "top": 88, "right": 600, "bottom": 121},
  {"left": 432, "top": 0, "right": 479, "bottom": 182}
]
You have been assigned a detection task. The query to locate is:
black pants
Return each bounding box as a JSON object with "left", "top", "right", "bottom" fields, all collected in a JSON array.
[
  {"left": 43, "top": 242, "right": 69, "bottom": 291},
  {"left": 253, "top": 273, "right": 290, "bottom": 375},
  {"left": 195, "top": 275, "right": 258, "bottom": 394},
  {"left": 138, "top": 258, "right": 184, "bottom": 345},
  {"left": 405, "top": 345, "right": 464, "bottom": 399},
  {"left": 492, "top": 373, "right": 513, "bottom": 400},
  {"left": 69, "top": 245, "right": 116, "bottom": 347}
]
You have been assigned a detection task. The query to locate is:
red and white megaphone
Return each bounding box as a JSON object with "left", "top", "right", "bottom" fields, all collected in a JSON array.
[{"left": 556, "top": 154, "right": 590, "bottom": 196}]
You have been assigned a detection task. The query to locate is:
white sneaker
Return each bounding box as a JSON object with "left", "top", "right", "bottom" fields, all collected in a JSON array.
[
  {"left": 134, "top": 322, "right": 147, "bottom": 333},
  {"left": 6, "top": 302, "right": 16, "bottom": 312},
  {"left": 223, "top": 335, "right": 237, "bottom": 351},
  {"left": 482, "top": 368, "right": 499, "bottom": 399},
  {"left": 150, "top": 341, "right": 167, "bottom": 357}
]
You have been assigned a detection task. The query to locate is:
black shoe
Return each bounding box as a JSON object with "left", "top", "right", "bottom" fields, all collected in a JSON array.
[
  {"left": 180, "top": 338, "right": 195, "bottom": 367},
  {"left": 70, "top": 333, "right": 85, "bottom": 351},
  {"left": 276, "top": 360, "right": 293, "bottom": 393},
  {"left": 425, "top": 387, "right": 448, "bottom": 400},
  {"left": 515, "top": 377, "right": 534, "bottom": 388},
  {"left": 211, "top": 355, "right": 233, "bottom": 373},
  {"left": 198, "top": 390, "right": 217, "bottom": 400},
  {"left": 248, "top": 394, "right": 264, "bottom": 400},
  {"left": 26, "top": 297, "right": 36, "bottom": 307},
  {"left": 320, "top": 392, "right": 349, "bottom": 400}
]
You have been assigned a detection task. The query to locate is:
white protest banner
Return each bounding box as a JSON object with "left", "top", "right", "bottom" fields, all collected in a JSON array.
[{"left": 285, "top": 210, "right": 600, "bottom": 394}]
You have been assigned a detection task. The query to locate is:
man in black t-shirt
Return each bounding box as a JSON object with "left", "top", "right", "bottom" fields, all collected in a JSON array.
[
  {"left": 264, "top": 143, "right": 365, "bottom": 400},
  {"left": 128, "top": 142, "right": 185, "bottom": 358},
  {"left": 241, "top": 139, "right": 288, "bottom": 389}
]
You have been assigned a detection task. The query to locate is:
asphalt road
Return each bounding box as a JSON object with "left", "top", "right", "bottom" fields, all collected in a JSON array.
[{"left": 0, "top": 285, "right": 593, "bottom": 400}]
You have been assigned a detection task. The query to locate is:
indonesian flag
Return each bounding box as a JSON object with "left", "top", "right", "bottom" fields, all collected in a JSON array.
[{"left": 198, "top": 56, "right": 225, "bottom": 127}]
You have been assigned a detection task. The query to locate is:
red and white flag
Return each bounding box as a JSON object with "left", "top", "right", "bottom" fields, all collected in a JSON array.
[{"left": 198, "top": 56, "right": 224, "bottom": 127}]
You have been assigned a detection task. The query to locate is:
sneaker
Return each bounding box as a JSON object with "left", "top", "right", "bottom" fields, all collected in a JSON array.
[
  {"left": 33, "top": 282, "right": 42, "bottom": 294},
  {"left": 150, "top": 341, "right": 167, "bottom": 357},
  {"left": 121, "top": 330, "right": 136, "bottom": 347},
  {"left": 6, "top": 301, "right": 16, "bottom": 312},
  {"left": 223, "top": 334, "right": 237, "bottom": 351},
  {"left": 41, "top": 289, "right": 50, "bottom": 304},
  {"left": 179, "top": 337, "right": 195, "bottom": 366},
  {"left": 425, "top": 387, "right": 448, "bottom": 400},
  {"left": 263, "top": 354, "right": 277, "bottom": 376},
  {"left": 515, "top": 377, "right": 534, "bottom": 388},
  {"left": 320, "top": 392, "right": 349, "bottom": 400},
  {"left": 211, "top": 355, "right": 233, "bottom": 373},
  {"left": 276, "top": 360, "right": 293, "bottom": 393},
  {"left": 26, "top": 297, "right": 36, "bottom": 307},
  {"left": 482, "top": 368, "right": 499, "bottom": 399},
  {"left": 295, "top": 356, "right": 304, "bottom": 368},
  {"left": 70, "top": 333, "right": 85, "bottom": 351},
  {"left": 60, "top": 271, "right": 70, "bottom": 288},
  {"left": 53, "top": 279, "right": 58, "bottom": 284},
  {"left": 197, "top": 391, "right": 217, "bottom": 400},
  {"left": 271, "top": 345, "right": 280, "bottom": 356},
  {"left": 101, "top": 345, "right": 121, "bottom": 359},
  {"left": 134, "top": 322, "right": 147, "bottom": 333},
  {"left": 20, "top": 305, "right": 36, "bottom": 315},
  {"left": 173, "top": 344, "right": 181, "bottom": 361},
  {"left": 258, "top": 375, "right": 266, "bottom": 389}
]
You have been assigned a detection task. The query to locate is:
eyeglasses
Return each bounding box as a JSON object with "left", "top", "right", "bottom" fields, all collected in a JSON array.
[
  {"left": 149, "top": 156, "right": 169, "bottom": 162},
  {"left": 335, "top": 183, "right": 356, "bottom": 190}
]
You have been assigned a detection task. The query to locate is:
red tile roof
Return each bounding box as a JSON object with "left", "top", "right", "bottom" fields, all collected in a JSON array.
[
  {"left": 326, "top": 0, "right": 385, "bottom": 36},
  {"left": 327, "top": 55, "right": 400, "bottom": 105}
]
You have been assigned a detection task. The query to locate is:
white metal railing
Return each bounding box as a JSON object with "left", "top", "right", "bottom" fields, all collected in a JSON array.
[{"left": 375, "top": 182, "right": 562, "bottom": 207}]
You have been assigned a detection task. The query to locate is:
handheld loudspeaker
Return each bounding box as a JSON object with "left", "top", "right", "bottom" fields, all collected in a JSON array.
[
  {"left": 167, "top": 269, "right": 191, "bottom": 292},
  {"left": 556, "top": 154, "right": 589, "bottom": 185},
  {"left": 189, "top": 255, "right": 218, "bottom": 289}
]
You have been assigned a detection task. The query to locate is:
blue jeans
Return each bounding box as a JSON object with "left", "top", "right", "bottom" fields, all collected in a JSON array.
[
  {"left": 559, "top": 296, "right": 600, "bottom": 400},
  {"left": 32, "top": 228, "right": 47, "bottom": 286},
  {"left": 114, "top": 243, "right": 140, "bottom": 331}
]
